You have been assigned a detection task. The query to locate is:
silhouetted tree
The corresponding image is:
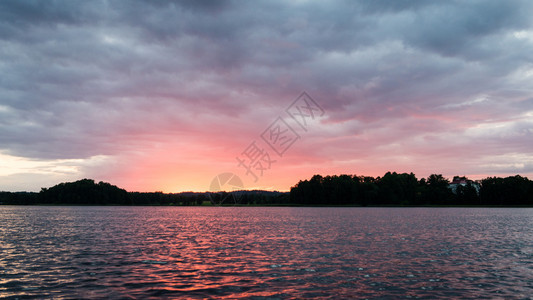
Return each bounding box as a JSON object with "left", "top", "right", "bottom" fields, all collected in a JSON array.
[
  {"left": 480, "top": 175, "right": 533, "bottom": 205},
  {"left": 420, "top": 174, "right": 453, "bottom": 205},
  {"left": 377, "top": 172, "right": 418, "bottom": 205}
]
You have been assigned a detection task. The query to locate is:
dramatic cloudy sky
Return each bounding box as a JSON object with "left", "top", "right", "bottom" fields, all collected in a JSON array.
[{"left": 1, "top": 0, "right": 533, "bottom": 192}]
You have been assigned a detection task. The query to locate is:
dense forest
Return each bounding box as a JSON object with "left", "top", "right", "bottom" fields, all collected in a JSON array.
[
  {"left": 1, "top": 173, "right": 532, "bottom": 206},
  {"left": 290, "top": 173, "right": 533, "bottom": 206}
]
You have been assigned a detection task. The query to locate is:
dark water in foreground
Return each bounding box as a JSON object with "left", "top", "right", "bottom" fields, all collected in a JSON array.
[{"left": 1, "top": 207, "right": 532, "bottom": 299}]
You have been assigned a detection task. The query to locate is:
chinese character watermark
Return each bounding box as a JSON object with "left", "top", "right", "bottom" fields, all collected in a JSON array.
[
  {"left": 236, "top": 141, "right": 276, "bottom": 182},
  {"left": 260, "top": 117, "right": 300, "bottom": 157},
  {"left": 235, "top": 91, "right": 325, "bottom": 183},
  {"left": 209, "top": 91, "right": 325, "bottom": 201},
  {"left": 286, "top": 92, "right": 325, "bottom": 131}
]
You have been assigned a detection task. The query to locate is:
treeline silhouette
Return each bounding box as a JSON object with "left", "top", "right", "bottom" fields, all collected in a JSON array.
[
  {"left": 0, "top": 179, "right": 288, "bottom": 206},
  {"left": 1, "top": 173, "right": 532, "bottom": 206},
  {"left": 290, "top": 173, "right": 533, "bottom": 206},
  {"left": 39, "top": 179, "right": 130, "bottom": 205}
]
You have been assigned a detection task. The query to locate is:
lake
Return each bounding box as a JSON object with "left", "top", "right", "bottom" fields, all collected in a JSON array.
[{"left": 1, "top": 206, "right": 532, "bottom": 298}]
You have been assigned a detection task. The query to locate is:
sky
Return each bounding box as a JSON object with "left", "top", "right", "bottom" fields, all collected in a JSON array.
[{"left": 1, "top": 0, "right": 533, "bottom": 193}]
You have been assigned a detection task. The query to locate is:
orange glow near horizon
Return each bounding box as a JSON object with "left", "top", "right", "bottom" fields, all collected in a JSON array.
[{"left": 94, "top": 136, "right": 528, "bottom": 194}]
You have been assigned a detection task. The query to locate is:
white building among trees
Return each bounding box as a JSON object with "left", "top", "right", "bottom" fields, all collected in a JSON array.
[{"left": 448, "top": 176, "right": 481, "bottom": 194}]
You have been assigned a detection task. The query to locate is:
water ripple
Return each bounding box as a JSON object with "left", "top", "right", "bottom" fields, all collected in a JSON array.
[{"left": 1, "top": 206, "right": 532, "bottom": 298}]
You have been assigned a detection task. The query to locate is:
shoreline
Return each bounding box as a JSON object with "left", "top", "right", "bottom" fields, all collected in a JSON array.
[{"left": 2, "top": 204, "right": 533, "bottom": 208}]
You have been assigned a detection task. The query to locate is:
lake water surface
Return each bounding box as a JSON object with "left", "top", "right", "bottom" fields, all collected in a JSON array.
[{"left": 1, "top": 206, "right": 532, "bottom": 299}]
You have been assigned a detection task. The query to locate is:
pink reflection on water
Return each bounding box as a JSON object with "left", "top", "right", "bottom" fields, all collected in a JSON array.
[{"left": 1, "top": 207, "right": 533, "bottom": 298}]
